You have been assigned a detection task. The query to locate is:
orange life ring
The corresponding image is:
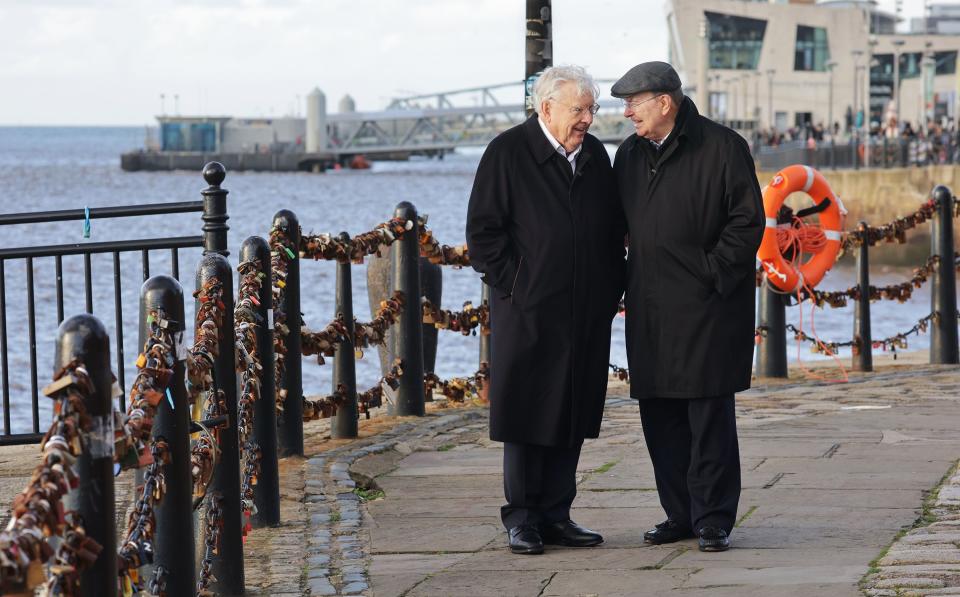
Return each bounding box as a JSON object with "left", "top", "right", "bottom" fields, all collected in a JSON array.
[{"left": 756, "top": 165, "right": 845, "bottom": 293}]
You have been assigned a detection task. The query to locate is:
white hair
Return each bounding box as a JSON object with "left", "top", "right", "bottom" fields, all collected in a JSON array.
[{"left": 531, "top": 65, "right": 599, "bottom": 115}]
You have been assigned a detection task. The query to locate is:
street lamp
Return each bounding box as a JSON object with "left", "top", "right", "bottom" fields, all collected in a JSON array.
[
  {"left": 892, "top": 39, "right": 905, "bottom": 132},
  {"left": 766, "top": 69, "right": 775, "bottom": 130},
  {"left": 826, "top": 60, "right": 838, "bottom": 135}
]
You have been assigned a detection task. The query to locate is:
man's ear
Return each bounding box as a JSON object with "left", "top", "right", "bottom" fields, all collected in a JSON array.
[{"left": 540, "top": 100, "right": 551, "bottom": 123}]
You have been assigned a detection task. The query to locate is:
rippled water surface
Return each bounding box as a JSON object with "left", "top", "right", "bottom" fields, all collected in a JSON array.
[{"left": 0, "top": 126, "right": 946, "bottom": 433}]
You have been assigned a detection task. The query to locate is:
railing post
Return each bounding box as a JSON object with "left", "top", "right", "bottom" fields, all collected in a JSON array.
[
  {"left": 853, "top": 132, "right": 860, "bottom": 170},
  {"left": 479, "top": 282, "right": 491, "bottom": 368},
  {"left": 241, "top": 236, "right": 280, "bottom": 527},
  {"left": 196, "top": 254, "right": 245, "bottom": 594},
  {"left": 201, "top": 162, "right": 229, "bottom": 256},
  {"left": 853, "top": 222, "right": 874, "bottom": 371},
  {"left": 931, "top": 185, "right": 959, "bottom": 364},
  {"left": 332, "top": 232, "right": 359, "bottom": 439},
  {"left": 273, "top": 210, "right": 304, "bottom": 456},
  {"left": 56, "top": 314, "right": 115, "bottom": 597},
  {"left": 140, "top": 275, "right": 195, "bottom": 595},
  {"left": 830, "top": 138, "right": 836, "bottom": 170},
  {"left": 392, "top": 202, "right": 425, "bottom": 416},
  {"left": 755, "top": 280, "right": 788, "bottom": 378},
  {"left": 883, "top": 136, "right": 889, "bottom": 168},
  {"left": 421, "top": 260, "right": 442, "bottom": 377}
]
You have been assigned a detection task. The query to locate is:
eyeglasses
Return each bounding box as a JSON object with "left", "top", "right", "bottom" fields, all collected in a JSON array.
[
  {"left": 551, "top": 100, "right": 601, "bottom": 116},
  {"left": 621, "top": 94, "right": 665, "bottom": 110}
]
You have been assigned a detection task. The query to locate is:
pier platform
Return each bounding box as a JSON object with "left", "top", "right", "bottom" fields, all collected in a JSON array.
[{"left": 2, "top": 353, "right": 959, "bottom": 596}]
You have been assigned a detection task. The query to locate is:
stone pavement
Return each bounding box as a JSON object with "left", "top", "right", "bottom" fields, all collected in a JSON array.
[
  {"left": 3, "top": 354, "right": 960, "bottom": 596},
  {"left": 346, "top": 356, "right": 960, "bottom": 597}
]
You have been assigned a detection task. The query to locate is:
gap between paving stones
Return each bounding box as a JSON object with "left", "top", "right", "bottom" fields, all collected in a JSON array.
[{"left": 302, "top": 407, "right": 488, "bottom": 596}]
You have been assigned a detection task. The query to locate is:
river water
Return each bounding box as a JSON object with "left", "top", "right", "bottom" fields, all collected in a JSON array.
[{"left": 0, "top": 126, "right": 948, "bottom": 434}]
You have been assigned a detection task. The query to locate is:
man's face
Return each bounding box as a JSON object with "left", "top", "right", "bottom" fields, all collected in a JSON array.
[
  {"left": 542, "top": 82, "right": 595, "bottom": 152},
  {"left": 622, "top": 92, "right": 669, "bottom": 140}
]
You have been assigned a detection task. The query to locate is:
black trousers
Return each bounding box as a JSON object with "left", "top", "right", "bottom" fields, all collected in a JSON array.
[
  {"left": 501, "top": 441, "right": 583, "bottom": 530},
  {"left": 638, "top": 394, "right": 740, "bottom": 534}
]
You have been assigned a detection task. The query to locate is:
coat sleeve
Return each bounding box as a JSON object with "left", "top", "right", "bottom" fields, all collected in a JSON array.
[
  {"left": 706, "top": 134, "right": 764, "bottom": 298},
  {"left": 465, "top": 139, "right": 519, "bottom": 297}
]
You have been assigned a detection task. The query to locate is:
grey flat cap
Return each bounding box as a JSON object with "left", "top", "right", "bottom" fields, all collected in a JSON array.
[{"left": 611, "top": 61, "right": 682, "bottom": 98}]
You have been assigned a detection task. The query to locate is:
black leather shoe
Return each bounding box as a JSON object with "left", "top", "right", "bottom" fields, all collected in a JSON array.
[
  {"left": 508, "top": 524, "right": 544, "bottom": 554},
  {"left": 540, "top": 519, "right": 604, "bottom": 547},
  {"left": 698, "top": 526, "right": 730, "bottom": 552},
  {"left": 643, "top": 519, "right": 695, "bottom": 545}
]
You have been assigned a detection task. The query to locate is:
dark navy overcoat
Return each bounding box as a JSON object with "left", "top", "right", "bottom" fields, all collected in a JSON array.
[
  {"left": 614, "top": 97, "right": 764, "bottom": 399},
  {"left": 466, "top": 115, "right": 625, "bottom": 447}
]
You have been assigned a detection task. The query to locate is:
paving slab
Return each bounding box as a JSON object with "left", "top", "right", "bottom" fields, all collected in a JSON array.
[{"left": 353, "top": 362, "right": 960, "bottom": 597}]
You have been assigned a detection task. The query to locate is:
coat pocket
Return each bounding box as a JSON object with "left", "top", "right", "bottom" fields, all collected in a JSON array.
[{"left": 509, "top": 255, "right": 525, "bottom": 305}]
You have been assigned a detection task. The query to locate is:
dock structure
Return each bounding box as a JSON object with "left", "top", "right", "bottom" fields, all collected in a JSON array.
[{"left": 120, "top": 81, "right": 634, "bottom": 172}]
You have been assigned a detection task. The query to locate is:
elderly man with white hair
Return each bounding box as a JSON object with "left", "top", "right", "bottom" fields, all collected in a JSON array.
[{"left": 466, "top": 65, "right": 626, "bottom": 555}]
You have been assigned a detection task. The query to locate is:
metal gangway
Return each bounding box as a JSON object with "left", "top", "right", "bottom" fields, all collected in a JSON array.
[{"left": 326, "top": 80, "right": 634, "bottom": 156}]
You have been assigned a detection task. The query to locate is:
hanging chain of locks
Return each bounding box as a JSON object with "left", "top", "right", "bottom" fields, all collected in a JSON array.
[
  {"left": 0, "top": 361, "right": 101, "bottom": 596},
  {"left": 186, "top": 278, "right": 227, "bottom": 509},
  {"left": 300, "top": 217, "right": 413, "bottom": 262},
  {"left": 117, "top": 309, "right": 180, "bottom": 596},
  {"left": 354, "top": 291, "right": 405, "bottom": 353},
  {"left": 301, "top": 358, "right": 405, "bottom": 421},
  {"left": 269, "top": 222, "right": 297, "bottom": 416},
  {"left": 424, "top": 362, "right": 490, "bottom": 404},
  {"left": 804, "top": 253, "right": 960, "bottom": 308},
  {"left": 300, "top": 316, "right": 350, "bottom": 365},
  {"left": 421, "top": 298, "right": 489, "bottom": 336},
  {"left": 418, "top": 225, "right": 470, "bottom": 268},
  {"left": 235, "top": 258, "right": 266, "bottom": 535},
  {"left": 195, "top": 492, "right": 224, "bottom": 597},
  {"left": 755, "top": 310, "right": 958, "bottom": 358},
  {"left": 608, "top": 363, "right": 630, "bottom": 383},
  {"left": 840, "top": 198, "right": 941, "bottom": 252}
]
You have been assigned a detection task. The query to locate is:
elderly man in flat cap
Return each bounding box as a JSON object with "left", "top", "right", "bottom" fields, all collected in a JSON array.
[
  {"left": 466, "top": 65, "right": 625, "bottom": 555},
  {"left": 611, "top": 61, "right": 764, "bottom": 552}
]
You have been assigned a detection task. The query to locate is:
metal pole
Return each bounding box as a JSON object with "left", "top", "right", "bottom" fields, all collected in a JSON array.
[
  {"left": 240, "top": 236, "right": 280, "bottom": 527},
  {"left": 931, "top": 185, "right": 959, "bottom": 363},
  {"left": 140, "top": 275, "right": 195, "bottom": 595},
  {"left": 853, "top": 222, "right": 873, "bottom": 371},
  {"left": 332, "top": 232, "right": 358, "bottom": 439},
  {"left": 56, "top": 314, "right": 115, "bottom": 597},
  {"left": 525, "top": 0, "right": 552, "bottom": 117},
  {"left": 767, "top": 70, "right": 775, "bottom": 130},
  {"left": 893, "top": 42, "right": 904, "bottom": 133},
  {"left": 201, "top": 162, "right": 229, "bottom": 256},
  {"left": 392, "top": 202, "right": 425, "bottom": 416},
  {"left": 755, "top": 280, "right": 788, "bottom": 378},
  {"left": 273, "top": 210, "right": 303, "bottom": 456},
  {"left": 196, "top": 254, "right": 244, "bottom": 594}
]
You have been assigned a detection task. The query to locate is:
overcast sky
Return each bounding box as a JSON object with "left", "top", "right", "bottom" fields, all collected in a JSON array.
[{"left": 0, "top": 0, "right": 930, "bottom": 126}]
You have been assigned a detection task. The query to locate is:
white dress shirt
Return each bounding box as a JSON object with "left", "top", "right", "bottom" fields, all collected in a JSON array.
[{"left": 537, "top": 118, "right": 582, "bottom": 174}]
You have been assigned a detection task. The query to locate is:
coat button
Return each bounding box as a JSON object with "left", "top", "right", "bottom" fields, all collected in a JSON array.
[{"left": 650, "top": 168, "right": 657, "bottom": 175}]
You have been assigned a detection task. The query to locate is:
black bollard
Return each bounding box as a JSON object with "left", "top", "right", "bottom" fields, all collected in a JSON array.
[
  {"left": 56, "top": 314, "right": 115, "bottom": 597},
  {"left": 201, "top": 162, "right": 230, "bottom": 255},
  {"left": 853, "top": 222, "right": 873, "bottom": 371},
  {"left": 332, "top": 232, "right": 359, "bottom": 439},
  {"left": 241, "top": 236, "right": 280, "bottom": 527},
  {"left": 140, "top": 275, "right": 195, "bottom": 595},
  {"left": 755, "top": 280, "right": 788, "bottom": 378},
  {"left": 392, "top": 202, "right": 425, "bottom": 416},
  {"left": 479, "top": 282, "right": 491, "bottom": 368},
  {"left": 196, "top": 253, "right": 245, "bottom": 594},
  {"left": 273, "top": 210, "right": 304, "bottom": 456},
  {"left": 930, "top": 186, "right": 959, "bottom": 364}
]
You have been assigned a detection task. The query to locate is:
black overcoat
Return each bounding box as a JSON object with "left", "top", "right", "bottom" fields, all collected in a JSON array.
[
  {"left": 614, "top": 98, "right": 763, "bottom": 399},
  {"left": 466, "top": 115, "right": 625, "bottom": 447}
]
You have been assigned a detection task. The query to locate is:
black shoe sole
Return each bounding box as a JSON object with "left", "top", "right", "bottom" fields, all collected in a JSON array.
[
  {"left": 510, "top": 545, "right": 544, "bottom": 555},
  {"left": 698, "top": 543, "right": 730, "bottom": 552},
  {"left": 643, "top": 534, "right": 695, "bottom": 545},
  {"left": 542, "top": 537, "right": 604, "bottom": 547}
]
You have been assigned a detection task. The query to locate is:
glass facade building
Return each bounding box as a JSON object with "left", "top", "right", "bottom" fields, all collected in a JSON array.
[{"left": 705, "top": 11, "right": 767, "bottom": 70}]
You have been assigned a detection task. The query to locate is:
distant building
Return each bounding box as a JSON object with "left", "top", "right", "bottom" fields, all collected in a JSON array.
[
  {"left": 667, "top": 0, "right": 960, "bottom": 133},
  {"left": 911, "top": 3, "right": 960, "bottom": 35}
]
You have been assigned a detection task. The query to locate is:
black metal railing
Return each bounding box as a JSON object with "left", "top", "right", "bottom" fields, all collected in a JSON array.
[
  {"left": 0, "top": 169, "right": 228, "bottom": 444},
  {"left": 756, "top": 136, "right": 960, "bottom": 171}
]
